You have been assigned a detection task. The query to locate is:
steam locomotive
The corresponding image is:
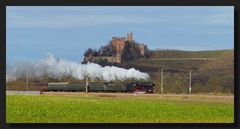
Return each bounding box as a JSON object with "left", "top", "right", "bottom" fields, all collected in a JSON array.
[{"left": 45, "top": 82, "right": 155, "bottom": 93}]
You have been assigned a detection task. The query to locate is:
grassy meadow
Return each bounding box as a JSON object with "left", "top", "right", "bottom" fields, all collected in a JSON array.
[{"left": 6, "top": 93, "right": 234, "bottom": 123}]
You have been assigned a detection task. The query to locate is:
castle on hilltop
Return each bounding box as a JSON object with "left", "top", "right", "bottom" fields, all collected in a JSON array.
[{"left": 83, "top": 32, "right": 146, "bottom": 64}]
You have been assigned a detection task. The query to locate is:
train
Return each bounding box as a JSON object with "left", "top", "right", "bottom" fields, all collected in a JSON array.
[{"left": 45, "top": 82, "right": 155, "bottom": 93}]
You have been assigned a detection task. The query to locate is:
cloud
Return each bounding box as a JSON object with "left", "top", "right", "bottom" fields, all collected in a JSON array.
[
  {"left": 7, "top": 6, "right": 233, "bottom": 29},
  {"left": 7, "top": 11, "right": 233, "bottom": 29},
  {"left": 207, "top": 14, "right": 233, "bottom": 26},
  {"left": 7, "top": 13, "right": 155, "bottom": 29}
]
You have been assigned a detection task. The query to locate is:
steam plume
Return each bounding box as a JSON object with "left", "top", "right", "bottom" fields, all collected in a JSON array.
[{"left": 6, "top": 53, "right": 150, "bottom": 82}]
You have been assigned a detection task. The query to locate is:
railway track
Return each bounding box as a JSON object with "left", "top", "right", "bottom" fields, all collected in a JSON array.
[{"left": 41, "top": 91, "right": 233, "bottom": 102}]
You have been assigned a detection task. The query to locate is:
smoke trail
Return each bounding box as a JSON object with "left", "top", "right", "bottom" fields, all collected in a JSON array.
[{"left": 6, "top": 53, "right": 150, "bottom": 82}]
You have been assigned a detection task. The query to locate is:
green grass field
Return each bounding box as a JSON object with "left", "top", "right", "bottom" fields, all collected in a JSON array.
[{"left": 6, "top": 94, "right": 234, "bottom": 123}]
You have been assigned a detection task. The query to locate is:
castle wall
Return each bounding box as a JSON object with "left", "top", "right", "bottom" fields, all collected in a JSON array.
[{"left": 93, "top": 56, "right": 116, "bottom": 63}]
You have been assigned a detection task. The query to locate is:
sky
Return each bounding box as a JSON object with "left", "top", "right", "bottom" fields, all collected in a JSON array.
[{"left": 7, "top": 6, "right": 234, "bottom": 64}]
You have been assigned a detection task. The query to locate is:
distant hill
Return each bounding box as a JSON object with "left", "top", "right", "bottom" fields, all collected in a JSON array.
[
  {"left": 152, "top": 49, "right": 232, "bottom": 59},
  {"left": 195, "top": 50, "right": 234, "bottom": 93},
  {"left": 119, "top": 49, "right": 233, "bottom": 72},
  {"left": 118, "top": 49, "right": 234, "bottom": 94},
  {"left": 198, "top": 50, "right": 233, "bottom": 72}
]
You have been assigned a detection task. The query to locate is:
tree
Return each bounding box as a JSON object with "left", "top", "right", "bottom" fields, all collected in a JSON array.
[
  {"left": 99, "top": 43, "right": 116, "bottom": 56},
  {"left": 121, "top": 43, "right": 142, "bottom": 62},
  {"left": 84, "top": 48, "right": 94, "bottom": 57}
]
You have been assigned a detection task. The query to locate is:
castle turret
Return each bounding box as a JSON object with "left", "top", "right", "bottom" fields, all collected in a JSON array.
[{"left": 127, "top": 32, "right": 133, "bottom": 43}]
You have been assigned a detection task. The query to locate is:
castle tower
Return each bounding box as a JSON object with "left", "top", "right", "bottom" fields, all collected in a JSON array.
[
  {"left": 127, "top": 32, "right": 133, "bottom": 43},
  {"left": 112, "top": 37, "right": 126, "bottom": 63}
]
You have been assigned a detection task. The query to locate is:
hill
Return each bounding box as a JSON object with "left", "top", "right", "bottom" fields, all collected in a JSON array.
[
  {"left": 153, "top": 49, "right": 232, "bottom": 59},
  {"left": 119, "top": 49, "right": 233, "bottom": 70},
  {"left": 118, "top": 49, "right": 234, "bottom": 94}
]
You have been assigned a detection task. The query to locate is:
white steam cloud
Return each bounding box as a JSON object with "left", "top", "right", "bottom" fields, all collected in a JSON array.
[{"left": 7, "top": 53, "right": 150, "bottom": 82}]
